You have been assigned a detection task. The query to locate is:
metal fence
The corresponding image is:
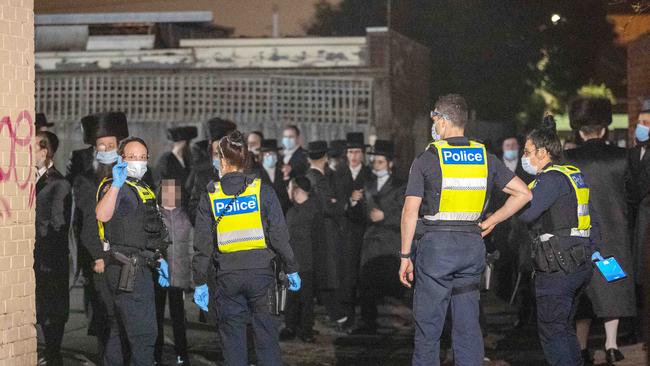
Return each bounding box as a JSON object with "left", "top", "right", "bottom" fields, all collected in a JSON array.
[{"left": 36, "top": 71, "right": 374, "bottom": 168}]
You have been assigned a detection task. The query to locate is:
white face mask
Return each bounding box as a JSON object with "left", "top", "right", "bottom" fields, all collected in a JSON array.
[
  {"left": 521, "top": 157, "right": 537, "bottom": 175},
  {"left": 126, "top": 161, "right": 148, "bottom": 180},
  {"left": 431, "top": 121, "right": 442, "bottom": 141},
  {"left": 373, "top": 169, "right": 389, "bottom": 178}
]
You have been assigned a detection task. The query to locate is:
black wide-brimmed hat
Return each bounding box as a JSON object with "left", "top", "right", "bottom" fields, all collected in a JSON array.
[
  {"left": 81, "top": 112, "right": 129, "bottom": 145},
  {"left": 346, "top": 132, "right": 367, "bottom": 149},
  {"left": 568, "top": 97, "right": 612, "bottom": 130},
  {"left": 293, "top": 175, "right": 311, "bottom": 192},
  {"left": 39, "top": 131, "right": 59, "bottom": 154},
  {"left": 368, "top": 139, "right": 395, "bottom": 159},
  {"left": 328, "top": 139, "right": 347, "bottom": 158},
  {"left": 35, "top": 113, "right": 53, "bottom": 129},
  {"left": 260, "top": 139, "right": 282, "bottom": 152},
  {"left": 205, "top": 117, "right": 237, "bottom": 143},
  {"left": 167, "top": 126, "right": 198, "bottom": 142},
  {"left": 307, "top": 140, "right": 328, "bottom": 159}
]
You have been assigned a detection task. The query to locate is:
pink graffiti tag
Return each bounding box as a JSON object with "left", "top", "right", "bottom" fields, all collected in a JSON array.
[{"left": 0, "top": 111, "right": 35, "bottom": 218}]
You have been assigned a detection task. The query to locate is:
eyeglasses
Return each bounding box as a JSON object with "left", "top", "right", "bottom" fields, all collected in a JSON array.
[
  {"left": 523, "top": 147, "right": 544, "bottom": 157},
  {"left": 430, "top": 110, "right": 451, "bottom": 121},
  {"left": 123, "top": 154, "right": 149, "bottom": 161}
]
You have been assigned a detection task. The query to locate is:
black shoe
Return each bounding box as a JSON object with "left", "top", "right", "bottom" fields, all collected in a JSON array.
[
  {"left": 605, "top": 348, "right": 624, "bottom": 364},
  {"left": 581, "top": 349, "right": 593, "bottom": 365},
  {"left": 279, "top": 327, "right": 296, "bottom": 341},
  {"left": 349, "top": 325, "right": 377, "bottom": 335}
]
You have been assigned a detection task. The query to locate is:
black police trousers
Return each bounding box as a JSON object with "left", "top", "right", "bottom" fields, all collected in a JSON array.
[
  {"left": 535, "top": 262, "right": 592, "bottom": 366},
  {"left": 214, "top": 267, "right": 282, "bottom": 366},
  {"left": 103, "top": 264, "right": 157, "bottom": 366}
]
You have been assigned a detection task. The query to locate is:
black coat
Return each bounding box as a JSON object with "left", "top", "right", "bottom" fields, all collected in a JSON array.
[
  {"left": 284, "top": 147, "right": 309, "bottom": 179},
  {"left": 72, "top": 169, "right": 109, "bottom": 263},
  {"left": 627, "top": 144, "right": 650, "bottom": 282},
  {"left": 35, "top": 166, "right": 71, "bottom": 324},
  {"left": 285, "top": 196, "right": 323, "bottom": 273},
  {"left": 565, "top": 139, "right": 636, "bottom": 318},
  {"left": 305, "top": 168, "right": 346, "bottom": 289},
  {"left": 65, "top": 146, "right": 94, "bottom": 183},
  {"left": 187, "top": 163, "right": 218, "bottom": 226},
  {"left": 155, "top": 151, "right": 192, "bottom": 209},
  {"left": 358, "top": 176, "right": 405, "bottom": 267},
  {"left": 259, "top": 163, "right": 291, "bottom": 214}
]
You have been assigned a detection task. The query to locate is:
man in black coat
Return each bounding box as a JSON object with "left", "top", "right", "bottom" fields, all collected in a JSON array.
[
  {"left": 34, "top": 131, "right": 72, "bottom": 366},
  {"left": 350, "top": 140, "right": 406, "bottom": 334},
  {"left": 186, "top": 118, "right": 237, "bottom": 225},
  {"left": 71, "top": 112, "right": 130, "bottom": 361},
  {"left": 259, "top": 139, "right": 291, "bottom": 213},
  {"left": 155, "top": 126, "right": 197, "bottom": 212},
  {"left": 332, "top": 132, "right": 373, "bottom": 328},
  {"left": 305, "top": 141, "right": 348, "bottom": 327},
  {"left": 565, "top": 97, "right": 636, "bottom": 363},
  {"left": 281, "top": 124, "right": 309, "bottom": 183},
  {"left": 629, "top": 99, "right": 650, "bottom": 284}
]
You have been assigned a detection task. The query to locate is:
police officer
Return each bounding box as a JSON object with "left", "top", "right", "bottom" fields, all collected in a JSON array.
[
  {"left": 192, "top": 130, "right": 301, "bottom": 366},
  {"left": 399, "top": 94, "right": 531, "bottom": 365},
  {"left": 96, "top": 137, "right": 171, "bottom": 366},
  {"left": 518, "top": 115, "right": 601, "bottom": 365}
]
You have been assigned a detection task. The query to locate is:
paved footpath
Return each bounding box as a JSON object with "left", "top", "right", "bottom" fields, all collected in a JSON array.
[{"left": 45, "top": 287, "right": 647, "bottom": 365}]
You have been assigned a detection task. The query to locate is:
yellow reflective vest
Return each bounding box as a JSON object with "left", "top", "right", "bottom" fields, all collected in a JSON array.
[
  {"left": 208, "top": 178, "right": 267, "bottom": 253},
  {"left": 426, "top": 140, "right": 488, "bottom": 222},
  {"left": 530, "top": 165, "right": 591, "bottom": 237}
]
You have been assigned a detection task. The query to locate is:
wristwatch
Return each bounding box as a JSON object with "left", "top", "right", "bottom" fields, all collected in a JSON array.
[{"left": 399, "top": 251, "right": 411, "bottom": 259}]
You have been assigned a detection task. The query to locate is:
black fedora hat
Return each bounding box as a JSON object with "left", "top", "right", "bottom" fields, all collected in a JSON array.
[
  {"left": 328, "top": 139, "right": 347, "bottom": 158},
  {"left": 568, "top": 97, "right": 612, "bottom": 130},
  {"left": 307, "top": 140, "right": 328, "bottom": 159},
  {"left": 35, "top": 113, "right": 54, "bottom": 129},
  {"left": 205, "top": 117, "right": 237, "bottom": 143},
  {"left": 346, "top": 132, "right": 367, "bottom": 149},
  {"left": 368, "top": 139, "right": 395, "bottom": 159},
  {"left": 167, "top": 126, "right": 198, "bottom": 142},
  {"left": 260, "top": 139, "right": 282, "bottom": 152}
]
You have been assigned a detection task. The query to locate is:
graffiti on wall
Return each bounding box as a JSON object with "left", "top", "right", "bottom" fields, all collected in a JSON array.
[{"left": 0, "top": 111, "right": 34, "bottom": 219}]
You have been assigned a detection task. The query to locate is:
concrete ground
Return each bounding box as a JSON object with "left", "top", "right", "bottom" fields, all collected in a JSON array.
[{"left": 41, "top": 286, "right": 647, "bottom": 366}]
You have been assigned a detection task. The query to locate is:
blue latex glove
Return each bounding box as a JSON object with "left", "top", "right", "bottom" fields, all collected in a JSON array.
[
  {"left": 194, "top": 284, "right": 209, "bottom": 312},
  {"left": 287, "top": 272, "right": 301, "bottom": 292},
  {"left": 111, "top": 156, "right": 128, "bottom": 188},
  {"left": 156, "top": 259, "right": 170, "bottom": 288},
  {"left": 591, "top": 251, "right": 605, "bottom": 262}
]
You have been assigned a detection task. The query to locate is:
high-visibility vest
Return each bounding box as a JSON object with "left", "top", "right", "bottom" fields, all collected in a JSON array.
[
  {"left": 530, "top": 165, "right": 591, "bottom": 237},
  {"left": 208, "top": 178, "right": 267, "bottom": 253},
  {"left": 425, "top": 140, "right": 488, "bottom": 222},
  {"left": 96, "top": 177, "right": 157, "bottom": 243}
]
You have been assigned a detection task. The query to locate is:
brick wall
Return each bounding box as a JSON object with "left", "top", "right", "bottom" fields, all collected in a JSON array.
[
  {"left": 628, "top": 32, "right": 650, "bottom": 138},
  {"left": 0, "top": 0, "right": 36, "bottom": 364}
]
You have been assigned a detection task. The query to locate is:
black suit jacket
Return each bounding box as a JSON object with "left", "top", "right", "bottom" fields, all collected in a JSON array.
[
  {"left": 260, "top": 163, "right": 291, "bottom": 214},
  {"left": 285, "top": 147, "right": 309, "bottom": 179},
  {"left": 65, "top": 146, "right": 94, "bottom": 184}
]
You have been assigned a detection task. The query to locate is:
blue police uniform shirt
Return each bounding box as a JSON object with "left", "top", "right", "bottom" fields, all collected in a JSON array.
[
  {"left": 114, "top": 183, "right": 140, "bottom": 217},
  {"left": 405, "top": 137, "right": 515, "bottom": 218}
]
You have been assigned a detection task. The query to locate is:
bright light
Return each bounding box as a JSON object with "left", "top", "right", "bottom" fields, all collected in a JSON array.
[{"left": 551, "top": 14, "right": 561, "bottom": 24}]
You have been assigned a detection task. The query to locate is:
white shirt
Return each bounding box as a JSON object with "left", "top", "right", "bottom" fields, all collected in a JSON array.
[
  {"left": 504, "top": 158, "right": 518, "bottom": 173},
  {"left": 377, "top": 174, "right": 390, "bottom": 192},
  {"left": 265, "top": 166, "right": 276, "bottom": 184},
  {"left": 172, "top": 149, "right": 185, "bottom": 168},
  {"left": 349, "top": 164, "right": 362, "bottom": 181},
  {"left": 283, "top": 146, "right": 299, "bottom": 165},
  {"left": 641, "top": 147, "right": 646, "bottom": 161},
  {"left": 36, "top": 161, "right": 53, "bottom": 184}
]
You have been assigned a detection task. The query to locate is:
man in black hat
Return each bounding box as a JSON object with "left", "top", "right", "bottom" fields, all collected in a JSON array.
[
  {"left": 70, "top": 112, "right": 130, "bottom": 361},
  {"left": 328, "top": 139, "right": 347, "bottom": 173},
  {"left": 35, "top": 113, "right": 54, "bottom": 132},
  {"left": 565, "top": 97, "right": 636, "bottom": 364},
  {"left": 332, "top": 132, "right": 373, "bottom": 328},
  {"left": 34, "top": 131, "right": 71, "bottom": 365},
  {"left": 350, "top": 140, "right": 406, "bottom": 334},
  {"left": 65, "top": 117, "right": 96, "bottom": 184},
  {"left": 155, "top": 126, "right": 197, "bottom": 212},
  {"left": 259, "top": 139, "right": 290, "bottom": 213},
  {"left": 305, "top": 141, "right": 348, "bottom": 328},
  {"left": 186, "top": 117, "right": 237, "bottom": 225},
  {"left": 281, "top": 125, "right": 309, "bottom": 182}
]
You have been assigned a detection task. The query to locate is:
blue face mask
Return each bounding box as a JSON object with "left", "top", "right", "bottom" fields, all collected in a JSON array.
[
  {"left": 263, "top": 153, "right": 277, "bottom": 169},
  {"left": 431, "top": 123, "right": 442, "bottom": 142},
  {"left": 212, "top": 158, "right": 221, "bottom": 172},
  {"left": 521, "top": 157, "right": 537, "bottom": 175},
  {"left": 636, "top": 124, "right": 650, "bottom": 142},
  {"left": 282, "top": 137, "right": 296, "bottom": 150},
  {"left": 96, "top": 150, "right": 118, "bottom": 165},
  {"left": 503, "top": 149, "right": 518, "bottom": 161}
]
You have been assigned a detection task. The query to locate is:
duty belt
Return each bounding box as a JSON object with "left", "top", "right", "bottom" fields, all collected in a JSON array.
[{"left": 421, "top": 219, "right": 481, "bottom": 234}]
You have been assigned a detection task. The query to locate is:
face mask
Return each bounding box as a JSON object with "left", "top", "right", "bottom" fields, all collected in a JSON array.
[
  {"left": 373, "top": 169, "right": 389, "bottom": 178},
  {"left": 126, "top": 161, "right": 148, "bottom": 180},
  {"left": 503, "top": 149, "right": 518, "bottom": 161},
  {"left": 636, "top": 124, "right": 650, "bottom": 142},
  {"left": 282, "top": 137, "right": 296, "bottom": 150},
  {"left": 212, "top": 158, "right": 221, "bottom": 172},
  {"left": 263, "top": 154, "right": 277, "bottom": 169},
  {"left": 96, "top": 149, "right": 118, "bottom": 165},
  {"left": 521, "top": 157, "right": 537, "bottom": 175},
  {"left": 431, "top": 122, "right": 442, "bottom": 141}
]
